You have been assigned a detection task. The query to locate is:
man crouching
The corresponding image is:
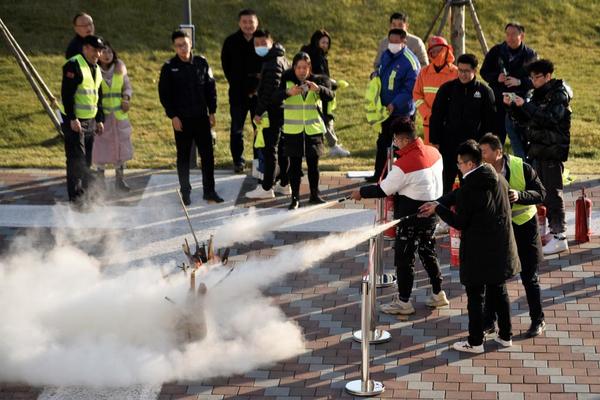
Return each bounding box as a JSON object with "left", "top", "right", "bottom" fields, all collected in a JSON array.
[{"left": 351, "top": 117, "right": 447, "bottom": 315}]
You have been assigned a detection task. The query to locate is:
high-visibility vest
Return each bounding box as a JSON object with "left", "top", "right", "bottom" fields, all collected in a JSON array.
[
  {"left": 364, "top": 76, "right": 390, "bottom": 128},
  {"left": 282, "top": 81, "right": 326, "bottom": 135},
  {"left": 59, "top": 54, "right": 102, "bottom": 119},
  {"left": 254, "top": 112, "right": 270, "bottom": 149},
  {"left": 101, "top": 73, "right": 128, "bottom": 121},
  {"left": 508, "top": 155, "right": 538, "bottom": 225}
]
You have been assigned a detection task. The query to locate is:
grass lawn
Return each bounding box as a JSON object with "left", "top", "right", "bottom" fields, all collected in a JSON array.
[{"left": 1, "top": 0, "right": 599, "bottom": 174}]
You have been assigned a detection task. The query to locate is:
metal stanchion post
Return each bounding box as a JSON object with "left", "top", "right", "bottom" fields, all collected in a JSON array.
[
  {"left": 345, "top": 276, "right": 385, "bottom": 396},
  {"left": 353, "top": 238, "right": 391, "bottom": 344},
  {"left": 375, "top": 197, "right": 397, "bottom": 288}
]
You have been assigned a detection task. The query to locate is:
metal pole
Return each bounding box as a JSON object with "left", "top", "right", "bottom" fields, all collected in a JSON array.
[
  {"left": 0, "top": 20, "right": 62, "bottom": 136},
  {"left": 345, "top": 278, "right": 385, "bottom": 396},
  {"left": 183, "top": 0, "right": 192, "bottom": 24},
  {"left": 353, "top": 238, "right": 391, "bottom": 344},
  {"left": 375, "top": 146, "right": 397, "bottom": 287},
  {"left": 467, "top": 0, "right": 489, "bottom": 55},
  {"left": 450, "top": 2, "right": 466, "bottom": 57}
]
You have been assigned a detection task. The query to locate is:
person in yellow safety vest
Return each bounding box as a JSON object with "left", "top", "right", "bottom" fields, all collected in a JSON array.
[
  {"left": 276, "top": 52, "right": 335, "bottom": 210},
  {"left": 364, "top": 75, "right": 390, "bottom": 129},
  {"left": 479, "top": 133, "right": 547, "bottom": 338},
  {"left": 92, "top": 41, "right": 134, "bottom": 193},
  {"left": 59, "top": 35, "right": 105, "bottom": 208}
]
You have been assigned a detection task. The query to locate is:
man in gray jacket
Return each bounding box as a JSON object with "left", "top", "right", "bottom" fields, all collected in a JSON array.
[{"left": 373, "top": 12, "right": 428, "bottom": 70}]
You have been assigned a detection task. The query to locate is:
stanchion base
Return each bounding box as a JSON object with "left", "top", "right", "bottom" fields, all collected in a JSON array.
[
  {"left": 352, "top": 329, "right": 392, "bottom": 344},
  {"left": 345, "top": 379, "right": 385, "bottom": 396},
  {"left": 376, "top": 273, "right": 397, "bottom": 288}
]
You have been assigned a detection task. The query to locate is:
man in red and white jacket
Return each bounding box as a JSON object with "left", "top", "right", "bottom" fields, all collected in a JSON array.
[{"left": 351, "top": 117, "right": 447, "bottom": 315}]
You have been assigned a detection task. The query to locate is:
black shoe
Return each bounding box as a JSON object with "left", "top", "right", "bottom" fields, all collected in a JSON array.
[
  {"left": 115, "top": 177, "right": 131, "bottom": 193},
  {"left": 365, "top": 175, "right": 378, "bottom": 183},
  {"left": 526, "top": 320, "right": 546, "bottom": 338},
  {"left": 234, "top": 163, "right": 245, "bottom": 173},
  {"left": 309, "top": 194, "right": 326, "bottom": 204},
  {"left": 203, "top": 191, "right": 224, "bottom": 203},
  {"left": 181, "top": 191, "right": 191, "bottom": 206},
  {"left": 288, "top": 197, "right": 300, "bottom": 210}
]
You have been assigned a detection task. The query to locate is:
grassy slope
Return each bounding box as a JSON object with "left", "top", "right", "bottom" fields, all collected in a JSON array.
[{"left": 1, "top": 0, "right": 599, "bottom": 173}]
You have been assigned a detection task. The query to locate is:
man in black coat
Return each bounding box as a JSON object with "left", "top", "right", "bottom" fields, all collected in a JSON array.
[
  {"left": 65, "top": 12, "right": 95, "bottom": 59},
  {"left": 480, "top": 133, "right": 546, "bottom": 338},
  {"left": 480, "top": 22, "right": 537, "bottom": 155},
  {"left": 221, "top": 9, "right": 262, "bottom": 173},
  {"left": 505, "top": 59, "right": 572, "bottom": 256},
  {"left": 245, "top": 30, "right": 290, "bottom": 199},
  {"left": 429, "top": 54, "right": 497, "bottom": 194},
  {"left": 158, "top": 30, "right": 223, "bottom": 206},
  {"left": 419, "top": 140, "right": 520, "bottom": 353}
]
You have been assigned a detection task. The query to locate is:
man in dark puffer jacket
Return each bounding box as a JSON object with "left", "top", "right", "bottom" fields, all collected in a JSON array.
[{"left": 506, "top": 59, "right": 572, "bottom": 256}]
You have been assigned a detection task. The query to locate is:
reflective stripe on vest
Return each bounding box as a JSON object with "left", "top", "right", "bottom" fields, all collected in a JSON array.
[
  {"left": 508, "top": 156, "right": 537, "bottom": 225},
  {"left": 423, "top": 86, "right": 439, "bottom": 94},
  {"left": 387, "top": 69, "right": 396, "bottom": 91},
  {"left": 60, "top": 54, "right": 102, "bottom": 119},
  {"left": 101, "top": 73, "right": 128, "bottom": 120},
  {"left": 282, "top": 81, "right": 326, "bottom": 135}
]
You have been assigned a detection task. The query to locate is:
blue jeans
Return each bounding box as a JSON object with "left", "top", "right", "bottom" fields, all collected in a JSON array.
[{"left": 506, "top": 115, "right": 527, "bottom": 159}]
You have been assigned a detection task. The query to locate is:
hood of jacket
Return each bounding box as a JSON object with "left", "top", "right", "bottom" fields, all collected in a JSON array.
[{"left": 266, "top": 42, "right": 286, "bottom": 60}]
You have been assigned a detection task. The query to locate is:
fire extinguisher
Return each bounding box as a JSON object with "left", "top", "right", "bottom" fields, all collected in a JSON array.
[
  {"left": 575, "top": 188, "right": 593, "bottom": 243},
  {"left": 383, "top": 195, "right": 396, "bottom": 239},
  {"left": 537, "top": 205, "right": 548, "bottom": 245},
  {"left": 449, "top": 177, "right": 461, "bottom": 268}
]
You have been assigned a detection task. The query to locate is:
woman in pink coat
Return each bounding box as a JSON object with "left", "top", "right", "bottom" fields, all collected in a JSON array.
[{"left": 93, "top": 41, "right": 133, "bottom": 192}]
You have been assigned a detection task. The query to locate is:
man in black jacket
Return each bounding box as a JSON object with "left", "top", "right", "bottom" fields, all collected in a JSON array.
[
  {"left": 246, "top": 30, "right": 290, "bottom": 199},
  {"left": 419, "top": 140, "right": 520, "bottom": 353},
  {"left": 480, "top": 22, "right": 537, "bottom": 155},
  {"left": 221, "top": 9, "right": 262, "bottom": 173},
  {"left": 506, "top": 59, "right": 572, "bottom": 255},
  {"left": 480, "top": 133, "right": 546, "bottom": 337},
  {"left": 430, "top": 53, "right": 497, "bottom": 194},
  {"left": 158, "top": 30, "right": 223, "bottom": 206},
  {"left": 65, "top": 12, "right": 95, "bottom": 59}
]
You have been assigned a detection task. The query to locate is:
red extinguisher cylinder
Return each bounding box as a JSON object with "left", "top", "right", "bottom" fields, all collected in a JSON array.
[{"left": 575, "top": 188, "right": 592, "bottom": 243}]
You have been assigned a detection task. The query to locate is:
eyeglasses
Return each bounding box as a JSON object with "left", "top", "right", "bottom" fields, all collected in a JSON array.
[{"left": 457, "top": 68, "right": 473, "bottom": 74}]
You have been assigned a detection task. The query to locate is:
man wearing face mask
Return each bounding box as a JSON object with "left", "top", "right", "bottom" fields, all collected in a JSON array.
[
  {"left": 221, "top": 9, "right": 262, "bottom": 173},
  {"left": 374, "top": 12, "right": 428, "bottom": 69},
  {"left": 246, "top": 30, "right": 291, "bottom": 199},
  {"left": 367, "top": 28, "right": 420, "bottom": 183},
  {"left": 413, "top": 36, "right": 458, "bottom": 145}
]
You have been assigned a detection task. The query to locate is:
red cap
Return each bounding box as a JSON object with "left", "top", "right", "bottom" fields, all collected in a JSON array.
[{"left": 428, "top": 36, "right": 449, "bottom": 51}]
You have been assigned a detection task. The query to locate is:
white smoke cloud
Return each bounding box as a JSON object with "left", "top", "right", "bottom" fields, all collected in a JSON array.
[{"left": 0, "top": 201, "right": 393, "bottom": 387}]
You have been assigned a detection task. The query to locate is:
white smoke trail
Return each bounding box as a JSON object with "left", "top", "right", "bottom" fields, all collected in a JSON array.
[{"left": 0, "top": 213, "right": 396, "bottom": 386}]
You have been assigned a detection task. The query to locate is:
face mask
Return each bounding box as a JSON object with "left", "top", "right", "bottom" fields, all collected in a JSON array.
[
  {"left": 255, "top": 46, "right": 269, "bottom": 57},
  {"left": 388, "top": 43, "right": 403, "bottom": 54}
]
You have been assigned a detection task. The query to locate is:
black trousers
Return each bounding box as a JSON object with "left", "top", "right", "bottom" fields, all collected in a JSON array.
[
  {"left": 395, "top": 218, "right": 442, "bottom": 301},
  {"left": 229, "top": 95, "right": 257, "bottom": 166},
  {"left": 485, "top": 218, "right": 544, "bottom": 326},
  {"left": 289, "top": 156, "right": 319, "bottom": 198},
  {"left": 259, "top": 119, "right": 282, "bottom": 191},
  {"left": 534, "top": 159, "right": 566, "bottom": 234},
  {"left": 174, "top": 116, "right": 215, "bottom": 194},
  {"left": 441, "top": 150, "right": 460, "bottom": 194},
  {"left": 63, "top": 119, "right": 95, "bottom": 201},
  {"left": 466, "top": 283, "right": 512, "bottom": 346},
  {"left": 373, "top": 118, "right": 394, "bottom": 180}
]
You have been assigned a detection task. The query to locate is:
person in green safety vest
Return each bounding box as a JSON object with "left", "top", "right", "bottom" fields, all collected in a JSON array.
[
  {"left": 60, "top": 35, "right": 105, "bottom": 208},
  {"left": 276, "top": 52, "right": 334, "bottom": 210},
  {"left": 479, "top": 133, "right": 547, "bottom": 338},
  {"left": 92, "top": 41, "right": 134, "bottom": 193}
]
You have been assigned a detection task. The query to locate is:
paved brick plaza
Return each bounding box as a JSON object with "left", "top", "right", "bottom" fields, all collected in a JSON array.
[{"left": 0, "top": 169, "right": 599, "bottom": 400}]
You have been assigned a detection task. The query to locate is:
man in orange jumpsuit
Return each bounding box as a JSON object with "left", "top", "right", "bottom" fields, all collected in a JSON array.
[{"left": 413, "top": 36, "right": 458, "bottom": 144}]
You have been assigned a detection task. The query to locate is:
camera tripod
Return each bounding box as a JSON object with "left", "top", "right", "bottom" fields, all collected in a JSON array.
[{"left": 423, "top": 0, "right": 489, "bottom": 56}]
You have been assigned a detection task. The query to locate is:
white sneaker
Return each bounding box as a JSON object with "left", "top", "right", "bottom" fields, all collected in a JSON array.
[
  {"left": 543, "top": 233, "right": 568, "bottom": 255},
  {"left": 494, "top": 336, "right": 513, "bottom": 347},
  {"left": 425, "top": 290, "right": 449, "bottom": 308},
  {"left": 273, "top": 182, "right": 291, "bottom": 195},
  {"left": 245, "top": 186, "right": 275, "bottom": 199},
  {"left": 453, "top": 340, "right": 484, "bottom": 354},
  {"left": 329, "top": 144, "right": 351, "bottom": 157},
  {"left": 379, "top": 295, "right": 415, "bottom": 315},
  {"left": 435, "top": 221, "right": 449, "bottom": 235}
]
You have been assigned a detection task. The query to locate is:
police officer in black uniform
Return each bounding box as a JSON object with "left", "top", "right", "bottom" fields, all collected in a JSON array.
[
  {"left": 61, "top": 35, "right": 105, "bottom": 207},
  {"left": 158, "top": 30, "right": 223, "bottom": 205}
]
